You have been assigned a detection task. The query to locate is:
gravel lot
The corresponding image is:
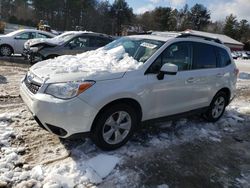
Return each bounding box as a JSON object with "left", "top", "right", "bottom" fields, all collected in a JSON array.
[{"left": 0, "top": 57, "right": 250, "bottom": 188}]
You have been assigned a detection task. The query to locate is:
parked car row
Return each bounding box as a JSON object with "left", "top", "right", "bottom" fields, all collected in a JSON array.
[
  {"left": 231, "top": 51, "right": 250, "bottom": 60},
  {"left": 24, "top": 31, "right": 114, "bottom": 64},
  {"left": 0, "top": 29, "right": 114, "bottom": 64}
]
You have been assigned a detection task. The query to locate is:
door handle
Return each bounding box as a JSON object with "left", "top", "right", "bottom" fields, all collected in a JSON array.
[
  {"left": 216, "top": 73, "right": 224, "bottom": 78},
  {"left": 186, "top": 77, "right": 195, "bottom": 83}
]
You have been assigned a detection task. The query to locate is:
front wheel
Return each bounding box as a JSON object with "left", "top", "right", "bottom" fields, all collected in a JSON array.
[
  {"left": 0, "top": 45, "right": 13, "bottom": 56},
  {"left": 204, "top": 92, "right": 227, "bottom": 122},
  {"left": 91, "top": 104, "right": 137, "bottom": 150}
]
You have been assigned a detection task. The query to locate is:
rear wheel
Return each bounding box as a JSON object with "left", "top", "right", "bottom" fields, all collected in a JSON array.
[
  {"left": 91, "top": 104, "right": 137, "bottom": 150},
  {"left": 0, "top": 45, "right": 13, "bottom": 56},
  {"left": 204, "top": 92, "right": 227, "bottom": 122}
]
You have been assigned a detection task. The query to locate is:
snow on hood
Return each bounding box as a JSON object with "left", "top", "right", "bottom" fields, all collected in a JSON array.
[
  {"left": 25, "top": 37, "right": 63, "bottom": 48},
  {"left": 30, "top": 46, "right": 143, "bottom": 82}
]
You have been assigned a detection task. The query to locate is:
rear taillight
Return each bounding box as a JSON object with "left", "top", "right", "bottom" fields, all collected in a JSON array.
[{"left": 234, "top": 68, "right": 239, "bottom": 77}]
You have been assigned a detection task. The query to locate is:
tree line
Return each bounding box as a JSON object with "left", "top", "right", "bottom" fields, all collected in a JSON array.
[{"left": 0, "top": 0, "right": 250, "bottom": 44}]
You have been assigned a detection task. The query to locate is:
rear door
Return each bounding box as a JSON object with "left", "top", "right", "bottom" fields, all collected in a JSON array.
[
  {"left": 189, "top": 42, "right": 223, "bottom": 108},
  {"left": 64, "top": 35, "right": 92, "bottom": 55},
  {"left": 14, "top": 32, "right": 36, "bottom": 54}
]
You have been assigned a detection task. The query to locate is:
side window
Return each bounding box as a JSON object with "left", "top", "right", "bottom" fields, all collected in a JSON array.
[
  {"left": 148, "top": 42, "right": 192, "bottom": 73},
  {"left": 92, "top": 37, "right": 111, "bottom": 47},
  {"left": 37, "top": 33, "right": 52, "bottom": 39},
  {"left": 192, "top": 42, "right": 217, "bottom": 69},
  {"left": 16, "top": 32, "right": 36, "bottom": 40},
  {"left": 67, "top": 36, "right": 90, "bottom": 48},
  {"left": 216, "top": 47, "right": 231, "bottom": 67}
]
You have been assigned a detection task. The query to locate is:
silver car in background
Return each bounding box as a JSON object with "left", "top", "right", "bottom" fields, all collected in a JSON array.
[{"left": 0, "top": 29, "right": 55, "bottom": 56}]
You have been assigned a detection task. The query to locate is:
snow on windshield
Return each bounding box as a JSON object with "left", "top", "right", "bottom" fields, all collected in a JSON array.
[{"left": 35, "top": 45, "right": 143, "bottom": 75}]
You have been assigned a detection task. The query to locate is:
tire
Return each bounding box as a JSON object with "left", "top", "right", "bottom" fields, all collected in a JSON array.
[
  {"left": 91, "top": 104, "right": 137, "bottom": 151},
  {"left": 204, "top": 92, "right": 227, "bottom": 122},
  {"left": 0, "top": 45, "right": 13, "bottom": 56}
]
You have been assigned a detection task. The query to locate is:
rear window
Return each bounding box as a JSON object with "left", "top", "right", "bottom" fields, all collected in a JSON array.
[
  {"left": 192, "top": 42, "right": 217, "bottom": 69},
  {"left": 216, "top": 47, "right": 231, "bottom": 67},
  {"left": 37, "top": 33, "right": 52, "bottom": 39},
  {"left": 90, "top": 37, "right": 112, "bottom": 47}
]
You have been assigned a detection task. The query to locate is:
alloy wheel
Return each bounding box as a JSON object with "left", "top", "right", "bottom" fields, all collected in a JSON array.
[
  {"left": 102, "top": 111, "right": 132, "bottom": 145},
  {"left": 212, "top": 96, "right": 225, "bottom": 119},
  {"left": 0, "top": 46, "right": 12, "bottom": 56}
]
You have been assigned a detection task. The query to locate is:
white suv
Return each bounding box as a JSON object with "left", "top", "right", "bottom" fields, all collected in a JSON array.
[{"left": 20, "top": 34, "right": 238, "bottom": 150}]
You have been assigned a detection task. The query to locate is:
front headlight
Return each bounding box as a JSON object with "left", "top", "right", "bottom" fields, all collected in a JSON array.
[{"left": 45, "top": 81, "right": 95, "bottom": 99}]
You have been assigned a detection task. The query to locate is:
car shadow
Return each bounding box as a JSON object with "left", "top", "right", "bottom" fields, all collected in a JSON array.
[
  {"left": 60, "top": 106, "right": 250, "bottom": 152},
  {"left": 0, "top": 56, "right": 30, "bottom": 67},
  {"left": 54, "top": 107, "right": 250, "bottom": 186}
]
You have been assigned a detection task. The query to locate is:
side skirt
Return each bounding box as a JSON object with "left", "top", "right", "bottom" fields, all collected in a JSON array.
[{"left": 142, "top": 107, "right": 209, "bottom": 125}]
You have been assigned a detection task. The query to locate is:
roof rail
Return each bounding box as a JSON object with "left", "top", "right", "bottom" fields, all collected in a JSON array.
[{"left": 177, "top": 33, "right": 223, "bottom": 44}]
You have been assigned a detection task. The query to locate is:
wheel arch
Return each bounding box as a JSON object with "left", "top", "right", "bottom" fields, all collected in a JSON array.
[
  {"left": 0, "top": 44, "right": 14, "bottom": 54},
  {"left": 215, "top": 87, "right": 231, "bottom": 105},
  {"left": 91, "top": 98, "right": 143, "bottom": 132}
]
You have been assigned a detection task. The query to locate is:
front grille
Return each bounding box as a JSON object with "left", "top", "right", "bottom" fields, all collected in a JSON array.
[{"left": 24, "top": 76, "right": 41, "bottom": 94}]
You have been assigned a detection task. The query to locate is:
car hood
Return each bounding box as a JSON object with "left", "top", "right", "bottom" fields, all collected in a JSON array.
[
  {"left": 29, "top": 46, "right": 143, "bottom": 83},
  {"left": 26, "top": 38, "right": 63, "bottom": 48}
]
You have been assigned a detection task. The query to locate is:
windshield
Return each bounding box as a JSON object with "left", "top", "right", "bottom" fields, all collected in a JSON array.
[
  {"left": 104, "top": 37, "right": 164, "bottom": 63},
  {"left": 53, "top": 33, "right": 76, "bottom": 43}
]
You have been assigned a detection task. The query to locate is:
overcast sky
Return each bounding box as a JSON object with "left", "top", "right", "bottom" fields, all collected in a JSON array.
[{"left": 107, "top": 0, "right": 250, "bottom": 22}]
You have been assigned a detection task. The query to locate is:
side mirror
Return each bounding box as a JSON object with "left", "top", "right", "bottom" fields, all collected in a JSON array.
[
  {"left": 14, "top": 36, "right": 22, "bottom": 40},
  {"left": 157, "top": 63, "right": 178, "bottom": 80}
]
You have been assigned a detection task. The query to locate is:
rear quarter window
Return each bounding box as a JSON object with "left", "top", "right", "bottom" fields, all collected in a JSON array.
[
  {"left": 192, "top": 42, "right": 217, "bottom": 69},
  {"left": 216, "top": 47, "right": 231, "bottom": 67}
]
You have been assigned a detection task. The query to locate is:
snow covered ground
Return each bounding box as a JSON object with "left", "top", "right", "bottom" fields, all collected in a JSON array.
[{"left": 0, "top": 59, "right": 250, "bottom": 187}]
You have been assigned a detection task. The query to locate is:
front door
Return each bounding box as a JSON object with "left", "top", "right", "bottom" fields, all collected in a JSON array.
[{"left": 144, "top": 42, "right": 199, "bottom": 119}]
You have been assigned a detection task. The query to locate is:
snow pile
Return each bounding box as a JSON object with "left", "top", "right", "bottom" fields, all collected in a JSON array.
[
  {"left": 86, "top": 154, "right": 120, "bottom": 183},
  {"left": 0, "top": 112, "right": 21, "bottom": 185},
  {"left": 33, "top": 45, "right": 143, "bottom": 75},
  {"left": 42, "top": 154, "right": 120, "bottom": 187},
  {"left": 0, "top": 112, "right": 120, "bottom": 187}
]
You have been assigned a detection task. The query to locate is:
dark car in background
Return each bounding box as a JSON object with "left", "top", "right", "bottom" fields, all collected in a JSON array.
[
  {"left": 23, "top": 31, "right": 79, "bottom": 59},
  {"left": 25, "top": 32, "right": 114, "bottom": 64}
]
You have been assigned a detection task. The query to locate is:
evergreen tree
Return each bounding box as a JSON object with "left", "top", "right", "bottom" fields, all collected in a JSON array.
[
  {"left": 223, "top": 14, "right": 238, "bottom": 39},
  {"left": 110, "top": 0, "right": 134, "bottom": 35},
  {"left": 189, "top": 4, "right": 210, "bottom": 30}
]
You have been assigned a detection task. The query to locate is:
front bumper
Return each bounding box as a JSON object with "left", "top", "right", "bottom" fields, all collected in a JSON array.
[
  {"left": 23, "top": 48, "right": 43, "bottom": 63},
  {"left": 20, "top": 82, "right": 98, "bottom": 138}
]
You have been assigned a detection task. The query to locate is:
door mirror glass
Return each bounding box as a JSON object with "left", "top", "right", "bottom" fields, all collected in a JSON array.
[
  {"left": 157, "top": 63, "right": 178, "bottom": 80},
  {"left": 160, "top": 63, "right": 178, "bottom": 74},
  {"left": 14, "top": 35, "right": 22, "bottom": 40}
]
